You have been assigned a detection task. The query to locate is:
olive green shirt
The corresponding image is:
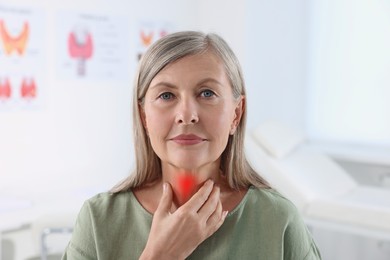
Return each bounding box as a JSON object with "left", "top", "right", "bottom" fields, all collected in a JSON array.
[{"left": 62, "top": 187, "right": 321, "bottom": 259}]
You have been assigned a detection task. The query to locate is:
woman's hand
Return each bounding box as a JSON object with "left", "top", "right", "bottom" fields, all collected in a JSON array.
[{"left": 140, "top": 180, "right": 228, "bottom": 260}]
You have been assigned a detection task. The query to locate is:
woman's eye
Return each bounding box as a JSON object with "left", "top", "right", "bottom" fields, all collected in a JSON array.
[
  {"left": 159, "top": 92, "right": 174, "bottom": 100},
  {"left": 200, "top": 90, "right": 215, "bottom": 98}
]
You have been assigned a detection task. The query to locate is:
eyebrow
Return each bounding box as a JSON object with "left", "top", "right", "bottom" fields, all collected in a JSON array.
[
  {"left": 197, "top": 78, "right": 223, "bottom": 87},
  {"left": 149, "top": 77, "right": 223, "bottom": 90},
  {"left": 149, "top": 81, "right": 177, "bottom": 90}
]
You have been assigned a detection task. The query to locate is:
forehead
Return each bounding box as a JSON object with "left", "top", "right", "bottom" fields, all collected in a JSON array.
[{"left": 150, "top": 51, "right": 228, "bottom": 85}]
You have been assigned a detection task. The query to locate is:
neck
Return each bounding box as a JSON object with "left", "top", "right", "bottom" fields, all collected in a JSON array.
[{"left": 161, "top": 164, "right": 222, "bottom": 207}]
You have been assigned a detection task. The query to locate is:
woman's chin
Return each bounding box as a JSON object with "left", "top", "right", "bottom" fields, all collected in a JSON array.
[{"left": 169, "top": 159, "right": 203, "bottom": 171}]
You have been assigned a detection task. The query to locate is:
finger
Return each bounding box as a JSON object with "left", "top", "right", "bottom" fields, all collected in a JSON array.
[
  {"left": 206, "top": 198, "right": 222, "bottom": 225},
  {"left": 182, "top": 179, "right": 214, "bottom": 212},
  {"left": 155, "top": 183, "right": 173, "bottom": 216},
  {"left": 197, "top": 186, "right": 220, "bottom": 220},
  {"left": 208, "top": 208, "right": 228, "bottom": 236}
]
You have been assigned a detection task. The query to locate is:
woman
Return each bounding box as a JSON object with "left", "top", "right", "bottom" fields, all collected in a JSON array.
[{"left": 62, "top": 31, "right": 321, "bottom": 259}]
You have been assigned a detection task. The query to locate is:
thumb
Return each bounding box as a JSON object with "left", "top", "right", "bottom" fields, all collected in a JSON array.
[{"left": 156, "top": 182, "right": 173, "bottom": 215}]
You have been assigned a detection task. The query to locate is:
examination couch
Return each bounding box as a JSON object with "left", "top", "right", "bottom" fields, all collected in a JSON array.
[{"left": 245, "top": 121, "right": 390, "bottom": 240}]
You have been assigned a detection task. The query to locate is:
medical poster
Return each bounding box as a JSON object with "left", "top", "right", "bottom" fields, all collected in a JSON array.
[
  {"left": 0, "top": 4, "right": 45, "bottom": 111},
  {"left": 56, "top": 11, "right": 130, "bottom": 81},
  {"left": 136, "top": 21, "right": 174, "bottom": 61}
]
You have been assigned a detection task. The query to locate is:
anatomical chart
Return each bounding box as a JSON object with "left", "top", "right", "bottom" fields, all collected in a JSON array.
[
  {"left": 56, "top": 12, "right": 130, "bottom": 81},
  {"left": 0, "top": 5, "right": 45, "bottom": 110},
  {"left": 136, "top": 21, "right": 174, "bottom": 61}
]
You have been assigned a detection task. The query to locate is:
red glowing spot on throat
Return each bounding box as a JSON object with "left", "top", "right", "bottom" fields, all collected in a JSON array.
[{"left": 177, "top": 174, "right": 197, "bottom": 202}]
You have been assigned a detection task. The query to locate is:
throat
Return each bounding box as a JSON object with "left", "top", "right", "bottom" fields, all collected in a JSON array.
[{"left": 173, "top": 173, "right": 199, "bottom": 206}]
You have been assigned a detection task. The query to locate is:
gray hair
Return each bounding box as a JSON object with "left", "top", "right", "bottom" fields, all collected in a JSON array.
[{"left": 111, "top": 31, "right": 268, "bottom": 193}]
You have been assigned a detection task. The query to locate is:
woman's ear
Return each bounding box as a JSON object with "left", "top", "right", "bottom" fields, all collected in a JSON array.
[
  {"left": 139, "top": 103, "right": 148, "bottom": 131},
  {"left": 230, "top": 96, "right": 244, "bottom": 135}
]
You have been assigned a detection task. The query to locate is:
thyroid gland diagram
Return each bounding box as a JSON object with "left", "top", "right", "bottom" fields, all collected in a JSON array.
[
  {"left": 0, "top": 77, "right": 11, "bottom": 101},
  {"left": 140, "top": 30, "right": 154, "bottom": 47},
  {"left": 68, "top": 27, "right": 94, "bottom": 76},
  {"left": 0, "top": 20, "right": 29, "bottom": 55},
  {"left": 0, "top": 77, "right": 36, "bottom": 101},
  {"left": 137, "top": 29, "right": 170, "bottom": 61},
  {"left": 20, "top": 77, "right": 36, "bottom": 99}
]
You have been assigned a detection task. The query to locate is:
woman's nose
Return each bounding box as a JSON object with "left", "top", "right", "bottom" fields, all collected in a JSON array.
[{"left": 175, "top": 99, "right": 199, "bottom": 125}]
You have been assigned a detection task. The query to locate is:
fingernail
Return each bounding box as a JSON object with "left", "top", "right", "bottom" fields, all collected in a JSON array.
[
  {"left": 207, "top": 179, "right": 214, "bottom": 185},
  {"left": 163, "top": 183, "right": 167, "bottom": 193},
  {"left": 223, "top": 211, "right": 229, "bottom": 218}
]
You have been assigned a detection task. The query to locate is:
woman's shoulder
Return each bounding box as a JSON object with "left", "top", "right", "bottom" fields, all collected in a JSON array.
[
  {"left": 81, "top": 191, "right": 145, "bottom": 217},
  {"left": 249, "top": 186, "right": 294, "bottom": 204},
  {"left": 66, "top": 191, "right": 152, "bottom": 259},
  {"left": 76, "top": 190, "right": 152, "bottom": 227},
  {"left": 80, "top": 191, "right": 127, "bottom": 210},
  {"left": 246, "top": 187, "right": 301, "bottom": 219},
  {"left": 86, "top": 191, "right": 132, "bottom": 206}
]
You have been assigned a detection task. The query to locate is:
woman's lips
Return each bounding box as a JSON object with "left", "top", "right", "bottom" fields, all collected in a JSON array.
[{"left": 170, "top": 134, "right": 206, "bottom": 145}]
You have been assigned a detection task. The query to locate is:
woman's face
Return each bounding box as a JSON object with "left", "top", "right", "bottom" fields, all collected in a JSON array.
[{"left": 141, "top": 51, "right": 243, "bottom": 172}]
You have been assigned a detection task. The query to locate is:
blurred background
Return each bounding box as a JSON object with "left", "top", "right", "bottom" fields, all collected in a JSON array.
[{"left": 0, "top": 0, "right": 389, "bottom": 259}]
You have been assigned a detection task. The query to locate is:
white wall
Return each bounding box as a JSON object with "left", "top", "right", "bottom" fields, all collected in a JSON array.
[
  {"left": 307, "top": 0, "right": 390, "bottom": 147},
  {"left": 193, "top": 0, "right": 246, "bottom": 64},
  {"left": 244, "top": 0, "right": 308, "bottom": 131}
]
